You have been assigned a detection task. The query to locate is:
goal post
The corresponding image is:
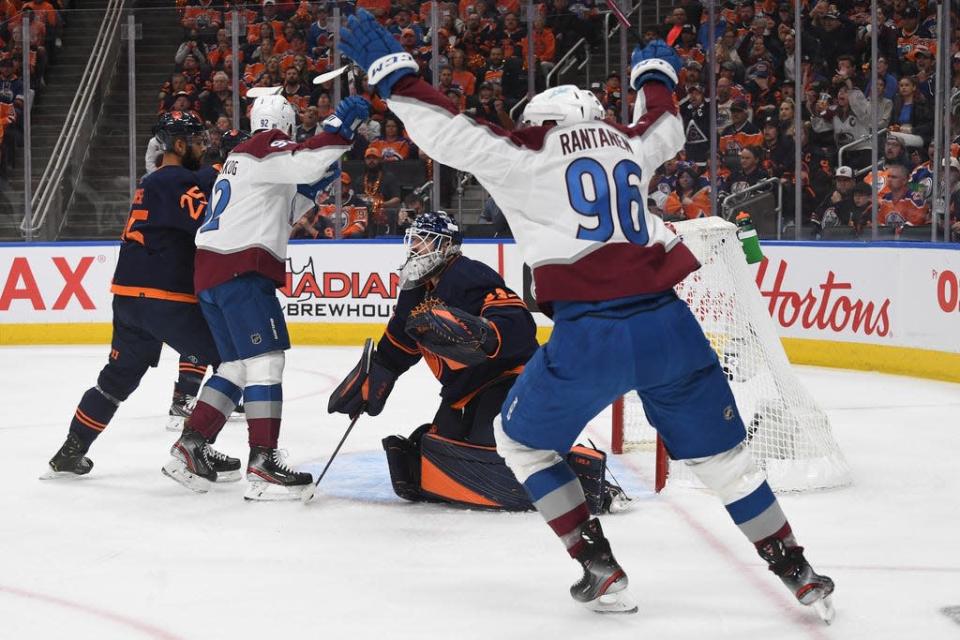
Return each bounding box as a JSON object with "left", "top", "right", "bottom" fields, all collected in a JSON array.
[{"left": 610, "top": 217, "right": 852, "bottom": 493}]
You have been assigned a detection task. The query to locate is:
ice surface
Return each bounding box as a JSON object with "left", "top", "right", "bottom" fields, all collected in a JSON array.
[{"left": 1, "top": 345, "right": 958, "bottom": 639}]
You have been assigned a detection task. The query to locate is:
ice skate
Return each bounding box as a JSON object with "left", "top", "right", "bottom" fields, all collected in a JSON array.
[
  {"left": 570, "top": 518, "right": 638, "bottom": 614},
  {"left": 41, "top": 433, "right": 93, "bottom": 479},
  {"left": 244, "top": 446, "right": 314, "bottom": 501},
  {"left": 162, "top": 429, "right": 216, "bottom": 493},
  {"left": 166, "top": 391, "right": 196, "bottom": 431},
  {"left": 602, "top": 483, "right": 633, "bottom": 514},
  {"left": 758, "top": 537, "right": 835, "bottom": 624},
  {"left": 205, "top": 444, "right": 241, "bottom": 482}
]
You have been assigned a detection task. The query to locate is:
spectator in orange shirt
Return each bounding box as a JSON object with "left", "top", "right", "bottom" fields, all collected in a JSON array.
[
  {"left": 182, "top": 0, "right": 222, "bottom": 44},
  {"left": 877, "top": 163, "right": 930, "bottom": 227},
  {"left": 664, "top": 167, "right": 713, "bottom": 220},
  {"left": 368, "top": 116, "right": 415, "bottom": 162},
  {"left": 520, "top": 15, "right": 557, "bottom": 74},
  {"left": 450, "top": 49, "right": 477, "bottom": 96}
]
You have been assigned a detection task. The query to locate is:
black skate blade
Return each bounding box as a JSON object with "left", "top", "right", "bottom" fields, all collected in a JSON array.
[
  {"left": 161, "top": 458, "right": 212, "bottom": 494},
  {"left": 39, "top": 468, "right": 90, "bottom": 480}
]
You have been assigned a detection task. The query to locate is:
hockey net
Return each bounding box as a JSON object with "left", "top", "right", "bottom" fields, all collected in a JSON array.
[{"left": 611, "top": 217, "right": 852, "bottom": 492}]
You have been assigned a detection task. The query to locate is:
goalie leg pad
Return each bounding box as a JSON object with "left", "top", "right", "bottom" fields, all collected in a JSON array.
[
  {"left": 382, "top": 424, "right": 432, "bottom": 502},
  {"left": 419, "top": 431, "right": 533, "bottom": 511},
  {"left": 566, "top": 446, "right": 607, "bottom": 515}
]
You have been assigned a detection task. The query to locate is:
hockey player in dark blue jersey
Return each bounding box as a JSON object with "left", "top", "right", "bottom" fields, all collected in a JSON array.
[
  {"left": 42, "top": 112, "right": 239, "bottom": 489},
  {"left": 329, "top": 212, "right": 628, "bottom": 512}
]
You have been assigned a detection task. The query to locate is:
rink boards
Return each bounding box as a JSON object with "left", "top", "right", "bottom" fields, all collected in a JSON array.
[{"left": 1, "top": 239, "right": 959, "bottom": 382}]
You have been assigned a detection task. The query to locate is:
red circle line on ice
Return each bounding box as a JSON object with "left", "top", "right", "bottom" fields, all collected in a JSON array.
[{"left": 0, "top": 584, "right": 184, "bottom": 639}]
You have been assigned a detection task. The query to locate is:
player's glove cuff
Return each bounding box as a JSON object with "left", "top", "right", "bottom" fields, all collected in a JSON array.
[
  {"left": 630, "top": 58, "right": 679, "bottom": 92},
  {"left": 367, "top": 52, "right": 419, "bottom": 98}
]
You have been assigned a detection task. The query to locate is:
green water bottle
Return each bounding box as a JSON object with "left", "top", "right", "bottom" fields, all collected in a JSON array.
[{"left": 735, "top": 212, "right": 764, "bottom": 264}]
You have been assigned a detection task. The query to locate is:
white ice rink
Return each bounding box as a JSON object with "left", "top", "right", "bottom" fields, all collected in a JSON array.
[{"left": 1, "top": 345, "right": 958, "bottom": 640}]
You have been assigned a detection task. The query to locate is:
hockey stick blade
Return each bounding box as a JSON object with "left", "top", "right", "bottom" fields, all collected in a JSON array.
[
  {"left": 312, "top": 65, "right": 349, "bottom": 85},
  {"left": 245, "top": 85, "right": 283, "bottom": 98},
  {"left": 305, "top": 338, "right": 374, "bottom": 503}
]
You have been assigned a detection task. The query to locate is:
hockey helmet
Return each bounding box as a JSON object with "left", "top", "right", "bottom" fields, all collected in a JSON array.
[
  {"left": 399, "top": 211, "right": 462, "bottom": 290},
  {"left": 250, "top": 94, "right": 297, "bottom": 136},
  {"left": 220, "top": 128, "right": 250, "bottom": 157},
  {"left": 155, "top": 110, "right": 207, "bottom": 152},
  {"left": 521, "top": 84, "right": 604, "bottom": 127}
]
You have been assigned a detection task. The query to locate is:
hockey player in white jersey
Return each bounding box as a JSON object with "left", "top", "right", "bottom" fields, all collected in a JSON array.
[
  {"left": 162, "top": 94, "right": 370, "bottom": 501},
  {"left": 339, "top": 10, "right": 835, "bottom": 621}
]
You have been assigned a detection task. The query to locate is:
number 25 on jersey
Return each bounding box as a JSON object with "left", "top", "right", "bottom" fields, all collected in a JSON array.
[
  {"left": 565, "top": 158, "right": 649, "bottom": 245},
  {"left": 200, "top": 179, "right": 231, "bottom": 233}
]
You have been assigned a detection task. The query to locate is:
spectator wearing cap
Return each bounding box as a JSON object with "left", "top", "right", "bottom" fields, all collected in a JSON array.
[
  {"left": 865, "top": 133, "right": 911, "bottom": 195},
  {"left": 891, "top": 75, "right": 933, "bottom": 145},
  {"left": 466, "top": 82, "right": 512, "bottom": 129},
  {"left": 811, "top": 78, "right": 890, "bottom": 172},
  {"left": 664, "top": 166, "right": 712, "bottom": 219},
  {"left": 744, "top": 62, "right": 779, "bottom": 114},
  {"left": 761, "top": 116, "right": 791, "bottom": 176},
  {"left": 719, "top": 99, "right": 762, "bottom": 162},
  {"left": 360, "top": 147, "right": 402, "bottom": 235},
  {"left": 877, "top": 163, "right": 929, "bottom": 227},
  {"left": 896, "top": 5, "right": 935, "bottom": 61},
  {"left": 368, "top": 115, "right": 415, "bottom": 162},
  {"left": 912, "top": 46, "right": 936, "bottom": 100},
  {"left": 674, "top": 24, "right": 705, "bottom": 67},
  {"left": 809, "top": 2, "right": 857, "bottom": 70},
  {"left": 389, "top": 8, "right": 424, "bottom": 45},
  {"left": 724, "top": 146, "right": 770, "bottom": 196},
  {"left": 811, "top": 165, "right": 859, "bottom": 235},
  {"left": 680, "top": 82, "right": 711, "bottom": 164}
]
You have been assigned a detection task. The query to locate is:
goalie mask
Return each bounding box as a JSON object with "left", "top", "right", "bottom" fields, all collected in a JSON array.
[{"left": 399, "top": 211, "right": 462, "bottom": 290}]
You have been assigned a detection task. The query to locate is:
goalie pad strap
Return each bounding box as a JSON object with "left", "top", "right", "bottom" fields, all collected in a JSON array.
[{"left": 368, "top": 52, "right": 419, "bottom": 86}]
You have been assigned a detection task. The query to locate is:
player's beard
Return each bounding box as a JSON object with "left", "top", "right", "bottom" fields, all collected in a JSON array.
[{"left": 182, "top": 147, "right": 203, "bottom": 171}]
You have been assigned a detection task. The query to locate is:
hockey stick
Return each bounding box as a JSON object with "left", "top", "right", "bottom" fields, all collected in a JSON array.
[
  {"left": 304, "top": 338, "right": 373, "bottom": 502},
  {"left": 245, "top": 85, "right": 283, "bottom": 99},
  {"left": 312, "top": 65, "right": 349, "bottom": 85}
]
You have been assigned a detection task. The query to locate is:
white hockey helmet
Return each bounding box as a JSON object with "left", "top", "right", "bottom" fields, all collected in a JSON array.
[
  {"left": 250, "top": 94, "right": 297, "bottom": 136},
  {"left": 521, "top": 84, "right": 604, "bottom": 127}
]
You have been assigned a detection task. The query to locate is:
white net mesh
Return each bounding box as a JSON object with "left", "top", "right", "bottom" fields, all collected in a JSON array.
[{"left": 619, "top": 217, "right": 852, "bottom": 492}]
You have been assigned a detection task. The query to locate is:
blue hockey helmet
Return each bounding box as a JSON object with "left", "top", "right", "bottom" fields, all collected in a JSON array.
[{"left": 399, "top": 211, "right": 462, "bottom": 290}]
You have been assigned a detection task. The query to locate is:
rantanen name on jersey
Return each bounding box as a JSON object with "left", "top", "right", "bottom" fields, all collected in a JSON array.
[{"left": 558, "top": 127, "right": 632, "bottom": 156}]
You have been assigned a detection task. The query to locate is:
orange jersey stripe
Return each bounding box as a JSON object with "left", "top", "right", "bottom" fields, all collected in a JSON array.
[
  {"left": 110, "top": 284, "right": 198, "bottom": 304},
  {"left": 384, "top": 327, "right": 419, "bottom": 355},
  {"left": 75, "top": 409, "right": 106, "bottom": 432}
]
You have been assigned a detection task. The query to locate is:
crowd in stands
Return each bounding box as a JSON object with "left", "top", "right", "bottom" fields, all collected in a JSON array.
[
  {"left": 0, "top": 0, "right": 63, "bottom": 177},
  {"left": 643, "top": 0, "right": 960, "bottom": 240}
]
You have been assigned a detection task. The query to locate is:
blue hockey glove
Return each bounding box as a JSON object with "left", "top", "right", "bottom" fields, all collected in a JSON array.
[
  {"left": 297, "top": 162, "right": 340, "bottom": 202},
  {"left": 629, "top": 39, "right": 682, "bottom": 91},
  {"left": 322, "top": 96, "right": 370, "bottom": 140},
  {"left": 339, "top": 9, "right": 419, "bottom": 98}
]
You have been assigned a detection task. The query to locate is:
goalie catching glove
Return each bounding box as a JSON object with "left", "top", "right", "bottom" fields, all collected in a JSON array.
[
  {"left": 328, "top": 344, "right": 398, "bottom": 418},
  {"left": 404, "top": 298, "right": 500, "bottom": 367}
]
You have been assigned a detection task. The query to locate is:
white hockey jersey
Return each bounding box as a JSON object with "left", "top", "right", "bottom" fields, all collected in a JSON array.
[
  {"left": 194, "top": 129, "right": 351, "bottom": 294},
  {"left": 387, "top": 78, "right": 700, "bottom": 306}
]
